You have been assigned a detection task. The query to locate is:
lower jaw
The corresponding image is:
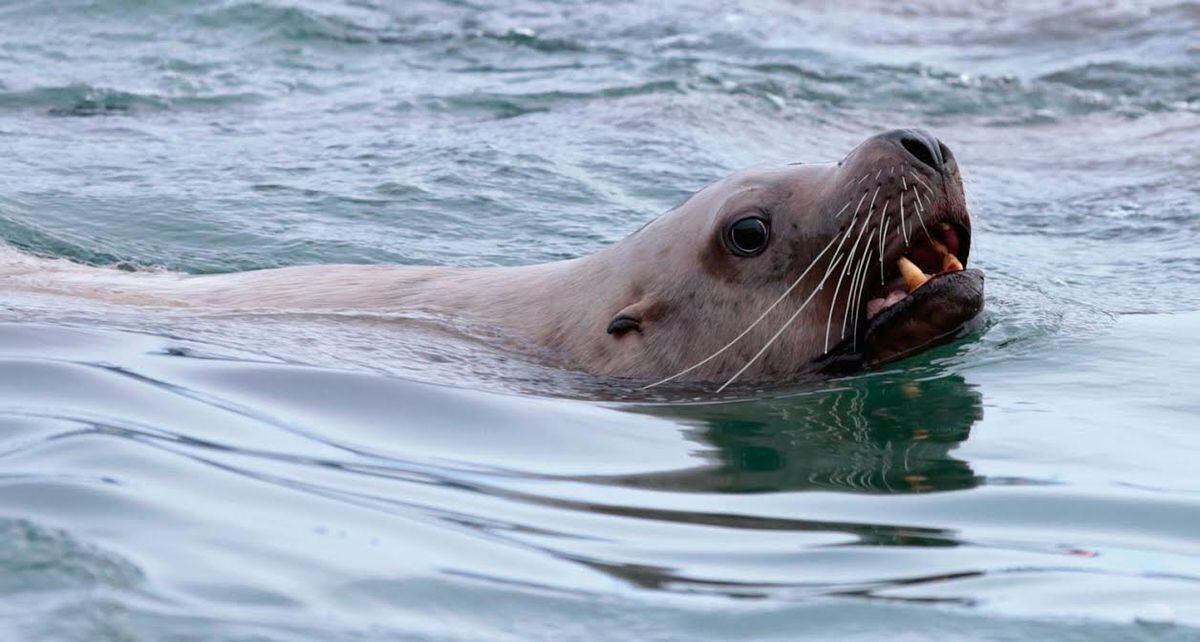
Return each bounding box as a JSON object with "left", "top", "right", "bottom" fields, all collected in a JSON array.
[{"left": 812, "top": 268, "right": 985, "bottom": 375}]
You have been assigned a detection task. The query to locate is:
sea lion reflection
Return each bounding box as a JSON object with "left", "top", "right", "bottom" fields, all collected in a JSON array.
[{"left": 613, "top": 374, "right": 983, "bottom": 494}]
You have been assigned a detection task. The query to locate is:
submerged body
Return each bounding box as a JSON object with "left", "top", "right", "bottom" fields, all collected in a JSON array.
[{"left": 0, "top": 130, "right": 983, "bottom": 385}]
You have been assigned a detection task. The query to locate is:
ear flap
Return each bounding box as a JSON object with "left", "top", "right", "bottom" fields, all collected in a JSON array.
[{"left": 606, "top": 302, "right": 648, "bottom": 336}]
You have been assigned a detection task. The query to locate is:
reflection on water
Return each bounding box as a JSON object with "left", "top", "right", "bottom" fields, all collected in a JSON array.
[
  {"left": 613, "top": 375, "right": 982, "bottom": 495},
  {"left": 2, "top": 318, "right": 1200, "bottom": 638}
]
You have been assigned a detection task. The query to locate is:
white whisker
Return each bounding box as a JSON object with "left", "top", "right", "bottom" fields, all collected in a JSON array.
[
  {"left": 839, "top": 255, "right": 858, "bottom": 339},
  {"left": 851, "top": 248, "right": 874, "bottom": 351},
  {"left": 842, "top": 249, "right": 869, "bottom": 339},
  {"left": 909, "top": 171, "right": 932, "bottom": 193},
  {"left": 878, "top": 208, "right": 890, "bottom": 284},
  {"left": 820, "top": 202, "right": 877, "bottom": 353},
  {"left": 899, "top": 197, "right": 909, "bottom": 245},
  {"left": 834, "top": 191, "right": 874, "bottom": 282},
  {"left": 643, "top": 190, "right": 868, "bottom": 389},
  {"left": 717, "top": 252, "right": 847, "bottom": 393},
  {"left": 639, "top": 228, "right": 844, "bottom": 390},
  {"left": 850, "top": 191, "right": 869, "bottom": 222},
  {"left": 913, "top": 193, "right": 932, "bottom": 240},
  {"left": 839, "top": 203, "right": 879, "bottom": 337},
  {"left": 849, "top": 212, "right": 873, "bottom": 258},
  {"left": 830, "top": 216, "right": 862, "bottom": 278},
  {"left": 823, "top": 252, "right": 854, "bottom": 353}
]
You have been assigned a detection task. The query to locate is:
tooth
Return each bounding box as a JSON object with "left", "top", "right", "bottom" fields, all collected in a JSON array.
[
  {"left": 927, "top": 236, "right": 963, "bottom": 272},
  {"left": 897, "top": 256, "right": 928, "bottom": 292}
]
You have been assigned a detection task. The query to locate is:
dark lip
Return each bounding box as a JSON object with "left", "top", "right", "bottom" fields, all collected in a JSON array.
[
  {"left": 862, "top": 267, "right": 985, "bottom": 364},
  {"left": 814, "top": 268, "right": 985, "bottom": 375},
  {"left": 866, "top": 268, "right": 982, "bottom": 335}
]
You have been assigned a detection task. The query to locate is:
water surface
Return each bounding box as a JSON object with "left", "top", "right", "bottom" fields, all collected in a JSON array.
[{"left": 1, "top": 0, "right": 1199, "bottom": 639}]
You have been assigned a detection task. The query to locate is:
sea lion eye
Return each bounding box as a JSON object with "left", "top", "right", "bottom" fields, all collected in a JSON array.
[{"left": 725, "top": 217, "right": 770, "bottom": 256}]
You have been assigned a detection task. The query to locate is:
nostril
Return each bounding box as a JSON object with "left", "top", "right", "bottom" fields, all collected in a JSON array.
[
  {"left": 938, "top": 140, "right": 954, "bottom": 164},
  {"left": 900, "top": 136, "right": 940, "bottom": 172}
]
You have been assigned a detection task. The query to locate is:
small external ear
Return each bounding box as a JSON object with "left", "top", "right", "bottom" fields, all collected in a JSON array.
[
  {"left": 606, "top": 302, "right": 647, "bottom": 336},
  {"left": 607, "top": 316, "right": 640, "bottom": 335}
]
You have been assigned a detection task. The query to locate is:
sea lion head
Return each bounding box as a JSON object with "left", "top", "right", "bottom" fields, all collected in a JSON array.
[{"left": 591, "top": 129, "right": 982, "bottom": 386}]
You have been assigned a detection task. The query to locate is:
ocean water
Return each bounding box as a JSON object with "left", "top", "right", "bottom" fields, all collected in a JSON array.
[{"left": 1, "top": 0, "right": 1199, "bottom": 639}]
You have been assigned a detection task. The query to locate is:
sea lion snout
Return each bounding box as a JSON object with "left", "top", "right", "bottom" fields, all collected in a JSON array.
[
  {"left": 846, "top": 129, "right": 958, "bottom": 179},
  {"left": 876, "top": 129, "right": 951, "bottom": 175}
]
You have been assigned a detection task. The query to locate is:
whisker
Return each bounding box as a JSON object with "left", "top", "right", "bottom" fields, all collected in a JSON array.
[
  {"left": 834, "top": 191, "right": 874, "bottom": 284},
  {"left": 852, "top": 247, "right": 875, "bottom": 351},
  {"left": 915, "top": 183, "right": 938, "bottom": 212},
  {"left": 823, "top": 251, "right": 854, "bottom": 353},
  {"left": 878, "top": 208, "right": 890, "bottom": 284},
  {"left": 831, "top": 200, "right": 852, "bottom": 219},
  {"left": 640, "top": 230, "right": 841, "bottom": 390},
  {"left": 908, "top": 172, "right": 936, "bottom": 206},
  {"left": 839, "top": 204, "right": 879, "bottom": 338},
  {"left": 909, "top": 170, "right": 932, "bottom": 193},
  {"left": 642, "top": 195, "right": 860, "bottom": 389},
  {"left": 846, "top": 213, "right": 872, "bottom": 269},
  {"left": 839, "top": 254, "right": 858, "bottom": 340},
  {"left": 912, "top": 191, "right": 932, "bottom": 240},
  {"left": 899, "top": 197, "right": 909, "bottom": 246},
  {"left": 842, "top": 249, "right": 869, "bottom": 339},
  {"left": 716, "top": 252, "right": 847, "bottom": 393},
  {"left": 850, "top": 191, "right": 869, "bottom": 221}
]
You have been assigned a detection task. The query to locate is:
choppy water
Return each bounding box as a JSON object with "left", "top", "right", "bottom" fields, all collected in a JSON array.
[{"left": 1, "top": 0, "right": 1199, "bottom": 639}]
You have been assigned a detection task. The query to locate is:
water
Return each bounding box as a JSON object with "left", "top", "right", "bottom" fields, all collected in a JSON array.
[{"left": 1, "top": 0, "right": 1199, "bottom": 639}]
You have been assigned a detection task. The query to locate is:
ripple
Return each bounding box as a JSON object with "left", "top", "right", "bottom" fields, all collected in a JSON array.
[
  {"left": 1040, "top": 61, "right": 1200, "bottom": 114},
  {"left": 0, "top": 84, "right": 166, "bottom": 116},
  {"left": 0, "top": 83, "right": 267, "bottom": 117},
  {"left": 1, "top": 0, "right": 1199, "bottom": 637}
]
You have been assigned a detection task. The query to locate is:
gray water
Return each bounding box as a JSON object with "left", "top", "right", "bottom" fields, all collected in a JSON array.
[{"left": 1, "top": 0, "right": 1199, "bottom": 639}]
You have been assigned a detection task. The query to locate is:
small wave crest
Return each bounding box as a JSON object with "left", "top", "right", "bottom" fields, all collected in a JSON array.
[{"left": 0, "top": 83, "right": 265, "bottom": 117}]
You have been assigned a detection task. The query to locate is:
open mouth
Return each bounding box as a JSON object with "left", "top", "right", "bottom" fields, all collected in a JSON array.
[
  {"left": 865, "top": 221, "right": 968, "bottom": 321},
  {"left": 816, "top": 216, "right": 984, "bottom": 374}
]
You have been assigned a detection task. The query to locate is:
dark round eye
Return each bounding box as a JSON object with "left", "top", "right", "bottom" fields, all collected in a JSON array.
[{"left": 726, "top": 217, "right": 770, "bottom": 256}]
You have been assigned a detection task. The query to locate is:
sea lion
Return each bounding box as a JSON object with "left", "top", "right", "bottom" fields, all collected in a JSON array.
[{"left": 0, "top": 129, "right": 983, "bottom": 387}]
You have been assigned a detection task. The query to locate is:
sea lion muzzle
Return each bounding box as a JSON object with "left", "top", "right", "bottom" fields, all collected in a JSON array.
[{"left": 814, "top": 221, "right": 984, "bottom": 375}]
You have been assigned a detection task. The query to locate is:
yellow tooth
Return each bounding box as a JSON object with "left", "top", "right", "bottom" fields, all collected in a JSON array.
[
  {"left": 897, "top": 256, "right": 928, "bottom": 292},
  {"left": 927, "top": 236, "right": 963, "bottom": 272}
]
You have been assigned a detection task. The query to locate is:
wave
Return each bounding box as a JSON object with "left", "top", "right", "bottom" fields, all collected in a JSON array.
[
  {"left": 1040, "top": 61, "right": 1200, "bottom": 113},
  {"left": 0, "top": 84, "right": 267, "bottom": 117}
]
